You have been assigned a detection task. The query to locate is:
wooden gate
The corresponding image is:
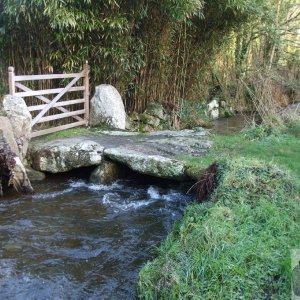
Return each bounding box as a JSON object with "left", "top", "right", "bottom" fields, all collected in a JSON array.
[{"left": 8, "top": 64, "right": 90, "bottom": 138}]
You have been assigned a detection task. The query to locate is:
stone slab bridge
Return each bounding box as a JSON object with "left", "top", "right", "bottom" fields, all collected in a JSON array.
[{"left": 28, "top": 128, "right": 213, "bottom": 183}]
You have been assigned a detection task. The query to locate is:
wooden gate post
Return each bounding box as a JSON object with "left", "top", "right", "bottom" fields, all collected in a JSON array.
[
  {"left": 8, "top": 67, "right": 15, "bottom": 95},
  {"left": 83, "top": 63, "right": 90, "bottom": 126}
]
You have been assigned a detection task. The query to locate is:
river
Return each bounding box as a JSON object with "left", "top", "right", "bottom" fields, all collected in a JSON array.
[
  {"left": 0, "top": 172, "right": 192, "bottom": 299},
  {"left": 212, "top": 114, "right": 250, "bottom": 135}
]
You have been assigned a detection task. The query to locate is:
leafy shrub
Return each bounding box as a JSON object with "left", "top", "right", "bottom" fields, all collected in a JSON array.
[
  {"left": 286, "top": 119, "right": 300, "bottom": 138},
  {"left": 177, "top": 100, "right": 211, "bottom": 129},
  {"left": 0, "top": 85, "right": 7, "bottom": 98},
  {"left": 243, "top": 124, "right": 282, "bottom": 140},
  {"left": 0, "top": 0, "right": 270, "bottom": 112},
  {"left": 243, "top": 117, "right": 300, "bottom": 140}
]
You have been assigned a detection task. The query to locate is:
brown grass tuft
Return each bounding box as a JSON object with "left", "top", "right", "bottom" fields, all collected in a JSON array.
[{"left": 195, "top": 162, "right": 218, "bottom": 202}]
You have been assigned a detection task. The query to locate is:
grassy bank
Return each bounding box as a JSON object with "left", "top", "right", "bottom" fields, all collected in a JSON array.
[
  {"left": 183, "top": 127, "right": 300, "bottom": 178},
  {"left": 138, "top": 129, "right": 300, "bottom": 299}
]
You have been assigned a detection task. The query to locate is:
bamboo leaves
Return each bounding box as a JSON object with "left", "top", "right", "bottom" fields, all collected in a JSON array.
[
  {"left": 161, "top": 0, "right": 204, "bottom": 21},
  {"left": 2, "top": 0, "right": 296, "bottom": 114}
]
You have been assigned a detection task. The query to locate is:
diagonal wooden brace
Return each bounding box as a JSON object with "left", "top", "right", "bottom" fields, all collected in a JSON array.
[
  {"left": 31, "top": 73, "right": 83, "bottom": 126},
  {"left": 15, "top": 82, "right": 84, "bottom": 123}
]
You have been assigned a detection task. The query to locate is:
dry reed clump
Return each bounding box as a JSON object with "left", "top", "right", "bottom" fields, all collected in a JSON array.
[
  {"left": 192, "top": 162, "right": 218, "bottom": 203},
  {"left": 239, "top": 70, "right": 298, "bottom": 128}
]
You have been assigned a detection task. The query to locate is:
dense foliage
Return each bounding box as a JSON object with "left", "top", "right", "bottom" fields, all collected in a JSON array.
[{"left": 1, "top": 0, "right": 292, "bottom": 112}]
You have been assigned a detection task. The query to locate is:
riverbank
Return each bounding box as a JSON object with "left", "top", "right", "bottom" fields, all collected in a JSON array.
[
  {"left": 182, "top": 124, "right": 300, "bottom": 178},
  {"left": 138, "top": 126, "right": 300, "bottom": 299}
]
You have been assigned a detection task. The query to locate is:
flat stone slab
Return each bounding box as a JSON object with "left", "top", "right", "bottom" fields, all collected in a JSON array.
[
  {"left": 90, "top": 128, "right": 213, "bottom": 157},
  {"left": 104, "top": 147, "right": 185, "bottom": 180},
  {"left": 29, "top": 129, "right": 212, "bottom": 179},
  {"left": 30, "top": 138, "right": 104, "bottom": 173}
]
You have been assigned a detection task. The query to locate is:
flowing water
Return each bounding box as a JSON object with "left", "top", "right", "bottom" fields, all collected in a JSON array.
[
  {"left": 0, "top": 173, "right": 192, "bottom": 299},
  {"left": 212, "top": 114, "right": 250, "bottom": 135}
]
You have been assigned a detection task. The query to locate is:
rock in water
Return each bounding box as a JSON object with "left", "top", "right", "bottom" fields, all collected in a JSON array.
[
  {"left": 0, "top": 118, "right": 33, "bottom": 196},
  {"left": 25, "top": 166, "right": 46, "bottom": 182},
  {"left": 90, "top": 84, "right": 126, "bottom": 129},
  {"left": 28, "top": 128, "right": 212, "bottom": 181},
  {"left": 2, "top": 95, "right": 32, "bottom": 160},
  {"left": 207, "top": 99, "right": 219, "bottom": 119},
  {"left": 90, "top": 160, "right": 121, "bottom": 184},
  {"left": 0, "top": 116, "right": 20, "bottom": 155}
]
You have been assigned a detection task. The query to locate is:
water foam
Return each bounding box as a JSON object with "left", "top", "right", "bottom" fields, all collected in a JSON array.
[
  {"left": 88, "top": 182, "right": 123, "bottom": 191},
  {"left": 68, "top": 180, "right": 86, "bottom": 188},
  {"left": 102, "top": 192, "right": 155, "bottom": 212},
  {"left": 33, "top": 188, "right": 73, "bottom": 200},
  {"left": 69, "top": 180, "right": 123, "bottom": 191},
  {"left": 162, "top": 190, "right": 189, "bottom": 202},
  {"left": 147, "top": 186, "right": 161, "bottom": 199},
  {"left": 112, "top": 199, "right": 155, "bottom": 212},
  {"left": 102, "top": 193, "right": 120, "bottom": 204}
]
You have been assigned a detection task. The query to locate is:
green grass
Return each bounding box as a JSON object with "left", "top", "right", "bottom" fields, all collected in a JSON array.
[
  {"left": 139, "top": 125, "right": 300, "bottom": 299},
  {"left": 30, "top": 124, "right": 118, "bottom": 144},
  {"left": 138, "top": 158, "right": 300, "bottom": 299},
  {"left": 44, "top": 127, "right": 91, "bottom": 139},
  {"left": 181, "top": 131, "right": 300, "bottom": 179}
]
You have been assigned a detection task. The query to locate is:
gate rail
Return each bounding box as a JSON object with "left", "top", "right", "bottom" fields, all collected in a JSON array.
[{"left": 8, "top": 64, "right": 90, "bottom": 138}]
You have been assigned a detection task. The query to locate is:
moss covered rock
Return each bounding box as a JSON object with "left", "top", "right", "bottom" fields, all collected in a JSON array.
[
  {"left": 144, "top": 102, "right": 165, "bottom": 120},
  {"left": 30, "top": 137, "right": 104, "bottom": 173},
  {"left": 90, "top": 160, "right": 121, "bottom": 184},
  {"left": 104, "top": 147, "right": 186, "bottom": 180}
]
